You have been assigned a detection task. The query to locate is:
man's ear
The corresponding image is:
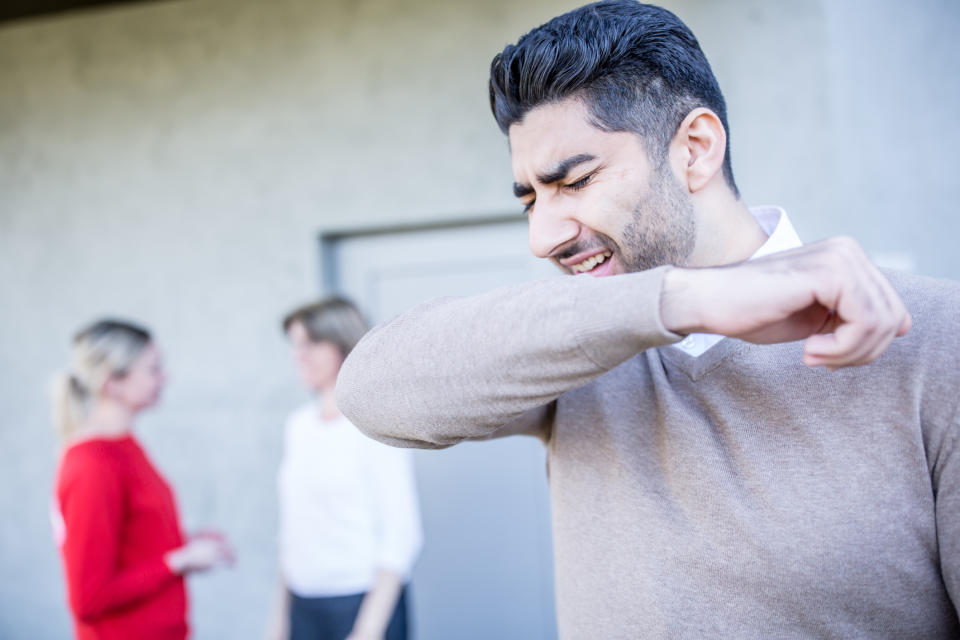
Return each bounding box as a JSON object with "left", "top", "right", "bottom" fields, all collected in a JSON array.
[{"left": 670, "top": 107, "right": 727, "bottom": 193}]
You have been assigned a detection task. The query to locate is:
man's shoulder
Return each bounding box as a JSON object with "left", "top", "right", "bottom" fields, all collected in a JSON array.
[
  {"left": 880, "top": 270, "right": 960, "bottom": 386},
  {"left": 884, "top": 268, "right": 960, "bottom": 294},
  {"left": 884, "top": 269, "right": 960, "bottom": 332}
]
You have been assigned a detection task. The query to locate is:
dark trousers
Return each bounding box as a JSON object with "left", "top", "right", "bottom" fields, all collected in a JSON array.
[{"left": 289, "top": 586, "right": 409, "bottom": 640}]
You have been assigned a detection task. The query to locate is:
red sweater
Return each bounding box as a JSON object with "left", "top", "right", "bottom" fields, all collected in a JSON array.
[{"left": 54, "top": 435, "right": 188, "bottom": 640}]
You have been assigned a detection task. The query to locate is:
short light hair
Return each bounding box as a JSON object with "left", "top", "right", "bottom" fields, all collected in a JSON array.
[{"left": 282, "top": 296, "right": 370, "bottom": 357}]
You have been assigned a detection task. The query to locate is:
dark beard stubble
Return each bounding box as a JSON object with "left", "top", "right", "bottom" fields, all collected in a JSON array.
[{"left": 618, "top": 167, "right": 696, "bottom": 273}]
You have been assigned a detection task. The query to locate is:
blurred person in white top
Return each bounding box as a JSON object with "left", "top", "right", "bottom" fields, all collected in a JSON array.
[{"left": 268, "top": 297, "right": 422, "bottom": 640}]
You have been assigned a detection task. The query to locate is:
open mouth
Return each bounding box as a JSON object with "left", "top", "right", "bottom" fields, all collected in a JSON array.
[{"left": 570, "top": 250, "right": 612, "bottom": 274}]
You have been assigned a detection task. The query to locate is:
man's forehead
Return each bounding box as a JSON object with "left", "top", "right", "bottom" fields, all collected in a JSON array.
[{"left": 508, "top": 100, "right": 606, "bottom": 177}]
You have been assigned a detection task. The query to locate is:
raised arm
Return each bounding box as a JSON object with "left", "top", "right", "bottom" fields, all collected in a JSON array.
[
  {"left": 336, "top": 266, "right": 679, "bottom": 448},
  {"left": 339, "top": 237, "right": 910, "bottom": 450}
]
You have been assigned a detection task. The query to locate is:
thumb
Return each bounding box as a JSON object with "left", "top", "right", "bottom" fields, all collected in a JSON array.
[{"left": 802, "top": 332, "right": 838, "bottom": 361}]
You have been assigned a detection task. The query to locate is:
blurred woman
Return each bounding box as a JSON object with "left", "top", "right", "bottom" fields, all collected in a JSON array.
[
  {"left": 51, "top": 319, "right": 234, "bottom": 640},
  {"left": 271, "top": 297, "right": 422, "bottom": 640}
]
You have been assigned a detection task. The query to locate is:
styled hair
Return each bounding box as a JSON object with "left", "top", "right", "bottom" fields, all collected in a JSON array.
[
  {"left": 282, "top": 296, "right": 370, "bottom": 357},
  {"left": 489, "top": 0, "right": 738, "bottom": 194},
  {"left": 51, "top": 319, "right": 152, "bottom": 441}
]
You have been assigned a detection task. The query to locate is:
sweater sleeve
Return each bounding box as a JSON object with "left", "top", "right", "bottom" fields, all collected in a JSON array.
[
  {"left": 336, "top": 267, "right": 680, "bottom": 449},
  {"left": 58, "top": 453, "right": 178, "bottom": 623}
]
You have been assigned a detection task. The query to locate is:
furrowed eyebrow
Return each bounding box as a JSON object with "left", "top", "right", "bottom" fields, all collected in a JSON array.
[
  {"left": 536, "top": 153, "right": 597, "bottom": 186},
  {"left": 513, "top": 182, "right": 534, "bottom": 198},
  {"left": 512, "top": 153, "right": 598, "bottom": 200}
]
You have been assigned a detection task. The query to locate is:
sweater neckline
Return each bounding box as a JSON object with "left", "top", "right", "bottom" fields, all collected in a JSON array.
[{"left": 657, "top": 336, "right": 750, "bottom": 381}]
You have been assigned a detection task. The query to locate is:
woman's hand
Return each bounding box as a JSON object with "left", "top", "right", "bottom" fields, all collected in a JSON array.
[{"left": 165, "top": 530, "right": 235, "bottom": 575}]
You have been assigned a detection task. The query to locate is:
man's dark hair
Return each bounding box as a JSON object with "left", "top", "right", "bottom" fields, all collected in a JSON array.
[{"left": 489, "top": 0, "right": 738, "bottom": 195}]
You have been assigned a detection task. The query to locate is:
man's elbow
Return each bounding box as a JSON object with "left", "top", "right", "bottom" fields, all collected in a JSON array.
[
  {"left": 336, "top": 385, "right": 454, "bottom": 451},
  {"left": 336, "top": 355, "right": 392, "bottom": 441},
  {"left": 364, "top": 430, "right": 455, "bottom": 450},
  {"left": 338, "top": 343, "right": 471, "bottom": 449}
]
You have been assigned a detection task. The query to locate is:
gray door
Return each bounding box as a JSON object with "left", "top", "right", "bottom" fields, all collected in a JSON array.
[{"left": 326, "top": 218, "right": 559, "bottom": 640}]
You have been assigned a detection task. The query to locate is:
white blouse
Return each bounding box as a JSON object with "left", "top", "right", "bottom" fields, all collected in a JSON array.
[{"left": 278, "top": 403, "right": 423, "bottom": 597}]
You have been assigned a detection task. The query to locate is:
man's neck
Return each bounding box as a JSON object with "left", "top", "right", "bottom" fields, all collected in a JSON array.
[{"left": 688, "top": 187, "right": 766, "bottom": 267}]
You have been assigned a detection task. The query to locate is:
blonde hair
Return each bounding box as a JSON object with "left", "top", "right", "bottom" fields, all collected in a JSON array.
[
  {"left": 52, "top": 319, "right": 152, "bottom": 441},
  {"left": 282, "top": 296, "right": 370, "bottom": 357}
]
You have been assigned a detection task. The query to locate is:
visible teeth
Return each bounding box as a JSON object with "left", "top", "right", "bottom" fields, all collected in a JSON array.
[{"left": 572, "top": 250, "right": 612, "bottom": 273}]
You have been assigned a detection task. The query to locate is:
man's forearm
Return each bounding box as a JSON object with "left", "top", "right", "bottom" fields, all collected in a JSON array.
[
  {"left": 337, "top": 267, "right": 679, "bottom": 448},
  {"left": 339, "top": 238, "right": 909, "bottom": 450}
]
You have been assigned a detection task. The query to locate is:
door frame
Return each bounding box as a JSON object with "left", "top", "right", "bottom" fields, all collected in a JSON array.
[{"left": 317, "top": 214, "right": 523, "bottom": 292}]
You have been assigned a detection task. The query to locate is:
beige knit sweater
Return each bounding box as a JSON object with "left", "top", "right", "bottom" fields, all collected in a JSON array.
[{"left": 337, "top": 266, "right": 960, "bottom": 638}]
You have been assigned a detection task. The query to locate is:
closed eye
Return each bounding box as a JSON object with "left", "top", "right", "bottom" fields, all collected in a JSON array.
[
  {"left": 567, "top": 173, "right": 594, "bottom": 191},
  {"left": 520, "top": 171, "right": 594, "bottom": 215}
]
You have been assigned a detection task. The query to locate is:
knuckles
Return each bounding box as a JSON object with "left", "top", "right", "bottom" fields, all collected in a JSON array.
[{"left": 821, "top": 236, "right": 865, "bottom": 269}]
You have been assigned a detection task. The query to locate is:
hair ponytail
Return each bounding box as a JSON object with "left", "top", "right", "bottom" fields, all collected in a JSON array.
[
  {"left": 51, "top": 372, "right": 89, "bottom": 441},
  {"left": 51, "top": 319, "right": 152, "bottom": 443}
]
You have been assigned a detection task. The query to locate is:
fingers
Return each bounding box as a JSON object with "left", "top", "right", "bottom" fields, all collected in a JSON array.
[
  {"left": 671, "top": 235, "right": 910, "bottom": 369},
  {"left": 167, "top": 537, "right": 236, "bottom": 574},
  {"left": 802, "top": 238, "right": 910, "bottom": 370},
  {"left": 218, "top": 540, "right": 237, "bottom": 566},
  {"left": 803, "top": 320, "right": 896, "bottom": 369},
  {"left": 205, "top": 537, "right": 236, "bottom": 566},
  {"left": 189, "top": 529, "right": 235, "bottom": 565},
  {"left": 191, "top": 529, "right": 227, "bottom": 542},
  {"left": 187, "top": 537, "right": 236, "bottom": 571}
]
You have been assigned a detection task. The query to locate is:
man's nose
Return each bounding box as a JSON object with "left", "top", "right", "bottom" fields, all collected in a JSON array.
[{"left": 527, "top": 198, "right": 580, "bottom": 259}]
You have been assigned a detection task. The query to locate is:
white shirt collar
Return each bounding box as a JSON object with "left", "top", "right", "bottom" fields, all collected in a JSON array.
[
  {"left": 748, "top": 206, "right": 803, "bottom": 261},
  {"left": 671, "top": 207, "right": 802, "bottom": 358}
]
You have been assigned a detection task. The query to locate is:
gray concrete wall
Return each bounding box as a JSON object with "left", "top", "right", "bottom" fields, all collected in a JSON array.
[{"left": 1, "top": 0, "right": 957, "bottom": 637}]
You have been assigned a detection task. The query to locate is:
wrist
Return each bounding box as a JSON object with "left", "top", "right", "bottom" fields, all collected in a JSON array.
[
  {"left": 350, "top": 611, "right": 388, "bottom": 639},
  {"left": 351, "top": 618, "right": 385, "bottom": 638},
  {"left": 660, "top": 267, "right": 705, "bottom": 335}
]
